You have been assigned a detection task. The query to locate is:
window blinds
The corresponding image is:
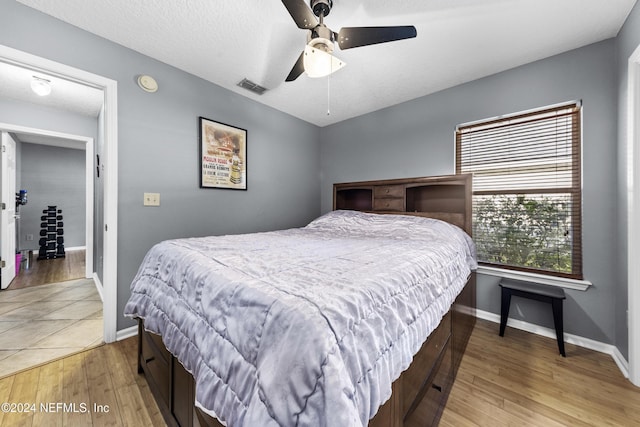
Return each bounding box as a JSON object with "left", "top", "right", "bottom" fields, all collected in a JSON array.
[{"left": 456, "top": 103, "right": 582, "bottom": 279}]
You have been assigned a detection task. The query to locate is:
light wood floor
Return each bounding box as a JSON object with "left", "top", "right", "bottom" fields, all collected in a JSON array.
[
  {"left": 439, "top": 320, "right": 640, "bottom": 426},
  {"left": 8, "top": 250, "right": 85, "bottom": 290},
  {"left": 0, "top": 319, "right": 638, "bottom": 426},
  {"left": 0, "top": 337, "right": 163, "bottom": 427}
]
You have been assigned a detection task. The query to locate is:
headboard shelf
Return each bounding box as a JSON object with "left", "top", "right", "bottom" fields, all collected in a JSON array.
[
  {"left": 334, "top": 187, "right": 373, "bottom": 211},
  {"left": 333, "top": 174, "right": 472, "bottom": 235}
]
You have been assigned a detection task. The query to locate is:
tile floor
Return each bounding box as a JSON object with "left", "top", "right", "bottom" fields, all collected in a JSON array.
[{"left": 0, "top": 278, "right": 103, "bottom": 378}]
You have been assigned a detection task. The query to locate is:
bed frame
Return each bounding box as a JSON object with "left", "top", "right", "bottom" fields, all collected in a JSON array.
[{"left": 137, "top": 173, "right": 476, "bottom": 427}]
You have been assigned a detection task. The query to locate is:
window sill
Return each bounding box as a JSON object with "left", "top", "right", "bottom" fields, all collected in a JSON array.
[{"left": 476, "top": 266, "right": 592, "bottom": 291}]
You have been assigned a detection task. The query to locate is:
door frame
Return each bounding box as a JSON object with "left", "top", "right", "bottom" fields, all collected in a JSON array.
[
  {"left": 0, "top": 124, "right": 94, "bottom": 281},
  {"left": 0, "top": 44, "right": 119, "bottom": 343},
  {"left": 628, "top": 43, "right": 640, "bottom": 387}
]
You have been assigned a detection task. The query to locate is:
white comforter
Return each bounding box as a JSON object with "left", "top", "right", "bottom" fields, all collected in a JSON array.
[{"left": 124, "top": 210, "right": 477, "bottom": 427}]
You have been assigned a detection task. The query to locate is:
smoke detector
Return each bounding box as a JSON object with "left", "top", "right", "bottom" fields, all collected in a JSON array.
[{"left": 137, "top": 75, "right": 158, "bottom": 93}]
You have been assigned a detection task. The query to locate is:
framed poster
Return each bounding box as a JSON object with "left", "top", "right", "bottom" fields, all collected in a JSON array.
[{"left": 199, "top": 117, "right": 247, "bottom": 190}]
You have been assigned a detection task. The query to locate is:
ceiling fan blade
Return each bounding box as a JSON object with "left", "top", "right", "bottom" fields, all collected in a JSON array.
[
  {"left": 281, "top": 0, "right": 318, "bottom": 30},
  {"left": 337, "top": 26, "right": 417, "bottom": 50},
  {"left": 285, "top": 51, "right": 305, "bottom": 82}
]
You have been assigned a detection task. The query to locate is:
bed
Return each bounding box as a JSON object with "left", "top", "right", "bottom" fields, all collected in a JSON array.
[{"left": 125, "top": 173, "right": 477, "bottom": 427}]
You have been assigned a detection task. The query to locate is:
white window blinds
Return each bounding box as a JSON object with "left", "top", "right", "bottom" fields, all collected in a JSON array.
[{"left": 456, "top": 103, "right": 582, "bottom": 279}]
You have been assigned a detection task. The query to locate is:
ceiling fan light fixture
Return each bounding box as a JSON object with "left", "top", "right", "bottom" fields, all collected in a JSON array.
[
  {"left": 303, "top": 43, "right": 345, "bottom": 78},
  {"left": 31, "top": 76, "right": 52, "bottom": 96},
  {"left": 282, "top": 0, "right": 415, "bottom": 83}
]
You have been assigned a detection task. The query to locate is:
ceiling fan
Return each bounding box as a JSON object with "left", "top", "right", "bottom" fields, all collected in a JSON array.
[{"left": 282, "top": 0, "right": 417, "bottom": 81}]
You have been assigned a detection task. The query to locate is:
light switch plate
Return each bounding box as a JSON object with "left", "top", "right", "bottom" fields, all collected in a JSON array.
[{"left": 143, "top": 192, "right": 160, "bottom": 206}]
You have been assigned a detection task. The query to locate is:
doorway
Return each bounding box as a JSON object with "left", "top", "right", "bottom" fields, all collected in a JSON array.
[
  {"left": 1, "top": 127, "right": 95, "bottom": 283},
  {"left": 0, "top": 45, "right": 118, "bottom": 344}
]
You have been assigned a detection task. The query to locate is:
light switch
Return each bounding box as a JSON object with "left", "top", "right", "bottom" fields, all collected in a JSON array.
[{"left": 143, "top": 192, "right": 160, "bottom": 206}]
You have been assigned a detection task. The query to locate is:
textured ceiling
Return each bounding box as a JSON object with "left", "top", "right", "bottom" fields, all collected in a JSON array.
[
  {"left": 0, "top": 60, "right": 103, "bottom": 117},
  {"left": 10, "top": 0, "right": 639, "bottom": 127}
]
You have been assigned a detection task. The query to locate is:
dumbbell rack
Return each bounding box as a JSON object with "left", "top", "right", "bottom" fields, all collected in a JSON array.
[{"left": 38, "top": 206, "right": 65, "bottom": 260}]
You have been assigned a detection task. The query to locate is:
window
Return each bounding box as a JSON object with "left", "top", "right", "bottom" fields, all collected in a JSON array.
[{"left": 456, "top": 102, "right": 582, "bottom": 279}]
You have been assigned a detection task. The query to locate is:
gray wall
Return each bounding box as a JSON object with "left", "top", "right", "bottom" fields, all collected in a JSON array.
[
  {"left": 321, "top": 39, "right": 619, "bottom": 346},
  {"left": 0, "top": 0, "right": 321, "bottom": 330},
  {"left": 20, "top": 143, "right": 85, "bottom": 251},
  {"left": 615, "top": 1, "right": 640, "bottom": 361}
]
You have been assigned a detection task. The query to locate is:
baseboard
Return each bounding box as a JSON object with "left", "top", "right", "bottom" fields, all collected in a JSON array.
[
  {"left": 116, "top": 325, "right": 138, "bottom": 341},
  {"left": 612, "top": 346, "right": 631, "bottom": 379},
  {"left": 92, "top": 273, "right": 104, "bottom": 302},
  {"left": 476, "top": 309, "right": 630, "bottom": 378}
]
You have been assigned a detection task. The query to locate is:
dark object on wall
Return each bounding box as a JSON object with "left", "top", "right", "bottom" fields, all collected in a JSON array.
[
  {"left": 38, "top": 206, "right": 65, "bottom": 260},
  {"left": 15, "top": 189, "right": 27, "bottom": 206}
]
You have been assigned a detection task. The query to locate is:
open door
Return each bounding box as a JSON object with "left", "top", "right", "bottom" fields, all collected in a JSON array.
[{"left": 1, "top": 132, "right": 17, "bottom": 289}]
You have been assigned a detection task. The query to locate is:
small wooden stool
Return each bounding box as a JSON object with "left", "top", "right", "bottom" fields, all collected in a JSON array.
[{"left": 499, "top": 278, "right": 567, "bottom": 357}]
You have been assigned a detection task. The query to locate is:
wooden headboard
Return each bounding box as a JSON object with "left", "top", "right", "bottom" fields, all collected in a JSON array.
[{"left": 333, "top": 174, "right": 472, "bottom": 236}]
